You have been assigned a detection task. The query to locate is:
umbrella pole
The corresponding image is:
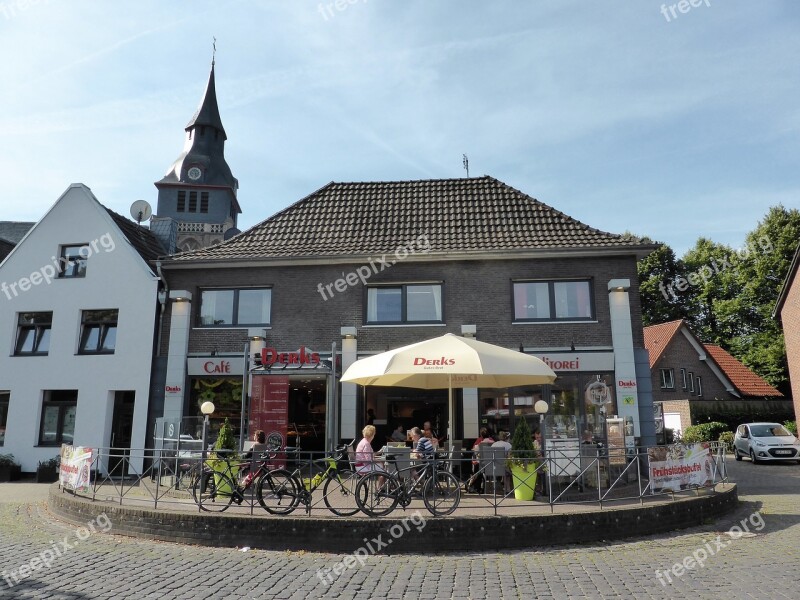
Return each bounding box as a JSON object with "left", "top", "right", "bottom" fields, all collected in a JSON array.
[{"left": 448, "top": 375, "right": 453, "bottom": 453}]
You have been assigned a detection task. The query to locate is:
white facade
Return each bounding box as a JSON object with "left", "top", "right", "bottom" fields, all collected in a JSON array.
[{"left": 0, "top": 184, "right": 159, "bottom": 471}]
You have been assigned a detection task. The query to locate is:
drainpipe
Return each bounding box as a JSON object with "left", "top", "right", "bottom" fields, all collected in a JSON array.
[{"left": 155, "top": 260, "right": 168, "bottom": 357}]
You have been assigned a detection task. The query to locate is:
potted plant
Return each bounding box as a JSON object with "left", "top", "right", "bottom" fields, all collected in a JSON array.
[
  {"left": 508, "top": 417, "right": 538, "bottom": 501},
  {"left": 0, "top": 454, "right": 22, "bottom": 483},
  {"left": 36, "top": 456, "right": 60, "bottom": 483},
  {"left": 208, "top": 418, "right": 239, "bottom": 495}
]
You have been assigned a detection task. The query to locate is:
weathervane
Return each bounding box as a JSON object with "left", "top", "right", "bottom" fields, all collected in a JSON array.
[{"left": 462, "top": 154, "right": 469, "bottom": 178}]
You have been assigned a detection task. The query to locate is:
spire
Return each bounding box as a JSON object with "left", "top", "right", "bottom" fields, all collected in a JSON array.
[{"left": 185, "top": 59, "right": 227, "bottom": 140}]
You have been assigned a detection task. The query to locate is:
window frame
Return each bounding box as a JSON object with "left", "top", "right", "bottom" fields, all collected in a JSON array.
[
  {"left": 696, "top": 376, "right": 702, "bottom": 397},
  {"left": 512, "top": 279, "right": 595, "bottom": 322},
  {"left": 177, "top": 191, "right": 186, "bottom": 212},
  {"left": 198, "top": 288, "right": 272, "bottom": 327},
  {"left": 38, "top": 390, "right": 77, "bottom": 447},
  {"left": 687, "top": 372, "right": 695, "bottom": 393},
  {"left": 14, "top": 312, "right": 53, "bottom": 356},
  {"left": 364, "top": 283, "right": 444, "bottom": 325},
  {"left": 659, "top": 368, "right": 675, "bottom": 390},
  {"left": 58, "top": 244, "right": 88, "bottom": 278},
  {"left": 0, "top": 392, "right": 8, "bottom": 446},
  {"left": 680, "top": 368, "right": 687, "bottom": 390},
  {"left": 78, "top": 309, "right": 119, "bottom": 355}
]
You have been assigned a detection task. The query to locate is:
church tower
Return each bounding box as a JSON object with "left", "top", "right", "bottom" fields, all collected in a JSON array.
[{"left": 153, "top": 59, "right": 240, "bottom": 251}]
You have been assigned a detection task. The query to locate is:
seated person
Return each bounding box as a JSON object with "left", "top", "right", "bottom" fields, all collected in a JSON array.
[
  {"left": 390, "top": 424, "right": 407, "bottom": 443},
  {"left": 355, "top": 425, "right": 387, "bottom": 475},
  {"left": 422, "top": 421, "right": 440, "bottom": 449},
  {"left": 490, "top": 431, "right": 512, "bottom": 494},
  {"left": 243, "top": 430, "right": 268, "bottom": 460},
  {"left": 410, "top": 427, "right": 435, "bottom": 460}
]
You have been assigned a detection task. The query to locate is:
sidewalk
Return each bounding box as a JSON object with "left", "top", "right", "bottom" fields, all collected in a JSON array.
[{"left": 0, "top": 480, "right": 53, "bottom": 504}]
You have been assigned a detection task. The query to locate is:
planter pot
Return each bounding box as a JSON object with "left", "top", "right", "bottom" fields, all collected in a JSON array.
[
  {"left": 207, "top": 459, "right": 239, "bottom": 496},
  {"left": 36, "top": 466, "right": 59, "bottom": 483},
  {"left": 0, "top": 465, "right": 21, "bottom": 483},
  {"left": 509, "top": 464, "right": 537, "bottom": 501}
]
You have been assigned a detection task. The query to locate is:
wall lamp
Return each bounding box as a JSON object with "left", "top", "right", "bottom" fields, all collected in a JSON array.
[
  {"left": 341, "top": 326, "right": 357, "bottom": 340},
  {"left": 461, "top": 324, "right": 476, "bottom": 338},
  {"left": 169, "top": 290, "right": 193, "bottom": 302},
  {"left": 607, "top": 279, "right": 631, "bottom": 292}
]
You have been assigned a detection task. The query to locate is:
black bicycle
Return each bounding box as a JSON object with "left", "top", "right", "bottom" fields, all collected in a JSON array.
[
  {"left": 256, "top": 443, "right": 361, "bottom": 516},
  {"left": 355, "top": 454, "right": 461, "bottom": 517}
]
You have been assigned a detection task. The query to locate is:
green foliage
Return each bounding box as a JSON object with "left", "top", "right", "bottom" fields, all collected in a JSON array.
[
  {"left": 0, "top": 453, "right": 20, "bottom": 467},
  {"left": 717, "top": 431, "right": 735, "bottom": 453},
  {"left": 637, "top": 243, "right": 689, "bottom": 326},
  {"left": 508, "top": 417, "right": 535, "bottom": 468},
  {"left": 784, "top": 420, "right": 797, "bottom": 435},
  {"left": 38, "top": 456, "right": 60, "bottom": 469},
  {"left": 681, "top": 421, "right": 729, "bottom": 444},
  {"left": 212, "top": 418, "right": 238, "bottom": 458}
]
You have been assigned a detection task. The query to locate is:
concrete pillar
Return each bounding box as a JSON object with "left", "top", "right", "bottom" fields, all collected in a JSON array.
[{"left": 163, "top": 291, "right": 192, "bottom": 421}]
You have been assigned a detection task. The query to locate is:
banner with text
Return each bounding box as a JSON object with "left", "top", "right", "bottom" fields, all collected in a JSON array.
[
  {"left": 648, "top": 443, "right": 716, "bottom": 492},
  {"left": 59, "top": 444, "right": 94, "bottom": 493},
  {"left": 249, "top": 375, "right": 289, "bottom": 467}
]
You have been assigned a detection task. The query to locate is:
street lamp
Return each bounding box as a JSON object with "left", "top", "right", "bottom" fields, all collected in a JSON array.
[
  {"left": 534, "top": 400, "right": 549, "bottom": 451},
  {"left": 200, "top": 401, "right": 215, "bottom": 460}
]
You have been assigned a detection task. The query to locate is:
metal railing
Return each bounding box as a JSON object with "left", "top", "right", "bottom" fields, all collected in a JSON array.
[{"left": 59, "top": 443, "right": 729, "bottom": 517}]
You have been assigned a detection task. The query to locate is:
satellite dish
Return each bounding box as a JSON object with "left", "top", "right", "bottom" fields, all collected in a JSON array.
[
  {"left": 223, "top": 227, "right": 241, "bottom": 240},
  {"left": 130, "top": 200, "right": 153, "bottom": 224}
]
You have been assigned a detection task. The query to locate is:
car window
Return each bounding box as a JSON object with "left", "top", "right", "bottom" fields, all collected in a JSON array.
[{"left": 750, "top": 424, "right": 791, "bottom": 437}]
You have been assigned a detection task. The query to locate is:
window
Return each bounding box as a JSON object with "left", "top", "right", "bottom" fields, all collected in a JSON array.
[
  {"left": 680, "top": 368, "right": 687, "bottom": 390},
  {"left": 696, "top": 377, "right": 702, "bottom": 397},
  {"left": 199, "top": 289, "right": 271, "bottom": 326},
  {"left": 659, "top": 368, "right": 675, "bottom": 389},
  {"left": 14, "top": 312, "right": 52, "bottom": 355},
  {"left": 188, "top": 191, "right": 198, "bottom": 213},
  {"left": 39, "top": 390, "right": 77, "bottom": 446},
  {"left": 177, "top": 191, "right": 186, "bottom": 212},
  {"left": 0, "top": 392, "right": 8, "bottom": 446},
  {"left": 200, "top": 192, "right": 209, "bottom": 214},
  {"left": 513, "top": 280, "right": 594, "bottom": 321},
  {"left": 688, "top": 372, "right": 695, "bottom": 393},
  {"left": 58, "top": 245, "right": 88, "bottom": 278},
  {"left": 366, "top": 284, "right": 442, "bottom": 324},
  {"left": 79, "top": 309, "right": 118, "bottom": 354}
]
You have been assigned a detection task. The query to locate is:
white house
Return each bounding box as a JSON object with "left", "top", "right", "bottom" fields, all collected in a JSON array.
[{"left": 0, "top": 184, "right": 163, "bottom": 472}]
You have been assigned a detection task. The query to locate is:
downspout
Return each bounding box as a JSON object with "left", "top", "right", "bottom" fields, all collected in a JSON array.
[{"left": 155, "top": 260, "right": 168, "bottom": 357}]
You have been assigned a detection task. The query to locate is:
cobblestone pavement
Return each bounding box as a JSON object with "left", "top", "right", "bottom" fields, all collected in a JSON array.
[{"left": 0, "top": 459, "right": 798, "bottom": 599}]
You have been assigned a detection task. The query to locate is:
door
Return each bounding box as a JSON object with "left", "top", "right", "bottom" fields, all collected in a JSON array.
[
  {"left": 109, "top": 391, "right": 135, "bottom": 476},
  {"left": 664, "top": 413, "right": 682, "bottom": 439}
]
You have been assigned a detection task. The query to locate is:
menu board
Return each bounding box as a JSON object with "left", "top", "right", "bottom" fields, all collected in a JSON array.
[{"left": 249, "top": 375, "right": 289, "bottom": 467}]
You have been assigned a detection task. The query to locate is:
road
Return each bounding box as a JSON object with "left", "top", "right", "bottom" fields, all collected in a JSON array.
[{"left": 0, "top": 459, "right": 798, "bottom": 599}]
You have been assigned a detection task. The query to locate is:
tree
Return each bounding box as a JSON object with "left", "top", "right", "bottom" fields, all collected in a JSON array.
[{"left": 637, "top": 243, "right": 689, "bottom": 326}]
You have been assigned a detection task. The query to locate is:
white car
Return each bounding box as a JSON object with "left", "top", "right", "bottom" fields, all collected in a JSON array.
[{"left": 733, "top": 423, "right": 800, "bottom": 464}]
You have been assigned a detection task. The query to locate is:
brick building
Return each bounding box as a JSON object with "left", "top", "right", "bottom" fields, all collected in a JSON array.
[
  {"left": 774, "top": 243, "right": 800, "bottom": 423},
  {"left": 155, "top": 177, "right": 660, "bottom": 453},
  {"left": 645, "top": 320, "right": 784, "bottom": 437}
]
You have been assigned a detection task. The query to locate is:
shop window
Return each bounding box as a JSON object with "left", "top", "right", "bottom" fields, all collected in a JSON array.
[
  {"left": 0, "top": 392, "right": 8, "bottom": 446},
  {"left": 58, "top": 244, "right": 88, "bottom": 278},
  {"left": 513, "top": 280, "right": 594, "bottom": 321},
  {"left": 79, "top": 309, "right": 118, "bottom": 354},
  {"left": 14, "top": 312, "right": 52, "bottom": 355},
  {"left": 199, "top": 288, "right": 271, "bottom": 326},
  {"left": 660, "top": 368, "right": 675, "bottom": 389},
  {"left": 680, "top": 368, "right": 687, "bottom": 390},
  {"left": 39, "top": 390, "right": 77, "bottom": 446},
  {"left": 366, "top": 284, "right": 442, "bottom": 324}
]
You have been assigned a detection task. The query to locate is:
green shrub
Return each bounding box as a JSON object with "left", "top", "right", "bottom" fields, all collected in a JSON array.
[
  {"left": 681, "top": 421, "right": 728, "bottom": 444},
  {"left": 212, "top": 418, "right": 238, "bottom": 458},
  {"left": 717, "top": 431, "right": 735, "bottom": 453},
  {"left": 508, "top": 417, "right": 535, "bottom": 469},
  {"left": 784, "top": 420, "right": 797, "bottom": 436}
]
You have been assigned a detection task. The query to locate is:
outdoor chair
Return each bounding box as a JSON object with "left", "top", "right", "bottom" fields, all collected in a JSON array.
[
  {"left": 488, "top": 447, "right": 510, "bottom": 495},
  {"left": 384, "top": 446, "right": 412, "bottom": 481},
  {"left": 477, "top": 443, "right": 498, "bottom": 494}
]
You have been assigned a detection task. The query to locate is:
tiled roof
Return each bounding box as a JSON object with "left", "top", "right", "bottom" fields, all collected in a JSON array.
[
  {"left": 106, "top": 209, "right": 166, "bottom": 263},
  {"left": 643, "top": 319, "right": 684, "bottom": 368},
  {"left": 0, "top": 238, "right": 14, "bottom": 262},
  {"left": 0, "top": 221, "right": 35, "bottom": 244},
  {"left": 167, "top": 176, "right": 655, "bottom": 262},
  {"left": 703, "top": 344, "right": 783, "bottom": 398}
]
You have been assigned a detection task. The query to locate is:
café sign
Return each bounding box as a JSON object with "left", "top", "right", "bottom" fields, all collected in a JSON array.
[
  {"left": 188, "top": 357, "right": 244, "bottom": 376},
  {"left": 261, "top": 346, "right": 320, "bottom": 368}
]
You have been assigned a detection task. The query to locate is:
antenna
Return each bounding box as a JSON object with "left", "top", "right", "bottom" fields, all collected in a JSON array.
[
  {"left": 129, "top": 200, "right": 153, "bottom": 225},
  {"left": 462, "top": 154, "right": 469, "bottom": 178}
]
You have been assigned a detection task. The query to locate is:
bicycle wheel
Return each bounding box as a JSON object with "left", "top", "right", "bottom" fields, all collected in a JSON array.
[
  {"left": 191, "top": 468, "right": 235, "bottom": 513},
  {"left": 423, "top": 470, "right": 461, "bottom": 516},
  {"left": 355, "top": 472, "right": 400, "bottom": 517},
  {"left": 323, "top": 470, "right": 361, "bottom": 516},
  {"left": 256, "top": 469, "right": 300, "bottom": 515}
]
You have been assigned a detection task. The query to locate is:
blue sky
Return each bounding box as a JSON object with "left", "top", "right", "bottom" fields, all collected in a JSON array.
[{"left": 1, "top": 1, "right": 798, "bottom": 255}]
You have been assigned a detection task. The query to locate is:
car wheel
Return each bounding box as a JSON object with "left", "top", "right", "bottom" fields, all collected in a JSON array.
[
  {"left": 750, "top": 450, "right": 759, "bottom": 464},
  {"left": 734, "top": 448, "right": 742, "bottom": 461}
]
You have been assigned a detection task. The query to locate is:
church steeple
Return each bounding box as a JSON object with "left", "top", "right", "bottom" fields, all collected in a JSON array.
[{"left": 153, "top": 56, "right": 241, "bottom": 252}]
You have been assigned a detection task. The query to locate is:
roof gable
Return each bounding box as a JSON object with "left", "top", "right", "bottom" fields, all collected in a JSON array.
[
  {"left": 643, "top": 319, "right": 684, "bottom": 368},
  {"left": 167, "top": 176, "right": 656, "bottom": 262}
]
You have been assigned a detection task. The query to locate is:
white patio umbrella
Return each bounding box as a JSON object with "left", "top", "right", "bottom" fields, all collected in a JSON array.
[{"left": 340, "top": 333, "right": 557, "bottom": 446}]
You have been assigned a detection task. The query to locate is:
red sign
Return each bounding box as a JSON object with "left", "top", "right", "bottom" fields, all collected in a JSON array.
[
  {"left": 261, "top": 346, "right": 320, "bottom": 368},
  {"left": 165, "top": 385, "right": 182, "bottom": 394},
  {"left": 203, "top": 360, "right": 231, "bottom": 374},
  {"left": 413, "top": 357, "right": 455, "bottom": 366},
  {"left": 249, "top": 375, "right": 289, "bottom": 467},
  {"left": 618, "top": 379, "right": 637, "bottom": 388}
]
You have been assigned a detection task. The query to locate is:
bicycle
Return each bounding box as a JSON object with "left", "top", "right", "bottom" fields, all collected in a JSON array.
[
  {"left": 256, "top": 443, "right": 361, "bottom": 516},
  {"left": 354, "top": 452, "right": 461, "bottom": 517}
]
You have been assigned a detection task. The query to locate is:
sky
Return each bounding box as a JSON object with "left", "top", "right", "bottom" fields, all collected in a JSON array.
[{"left": 1, "top": 1, "right": 799, "bottom": 256}]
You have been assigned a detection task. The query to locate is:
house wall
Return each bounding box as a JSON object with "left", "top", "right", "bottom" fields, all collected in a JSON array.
[
  {"left": 780, "top": 273, "right": 800, "bottom": 423},
  {"left": 0, "top": 185, "right": 158, "bottom": 471}
]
